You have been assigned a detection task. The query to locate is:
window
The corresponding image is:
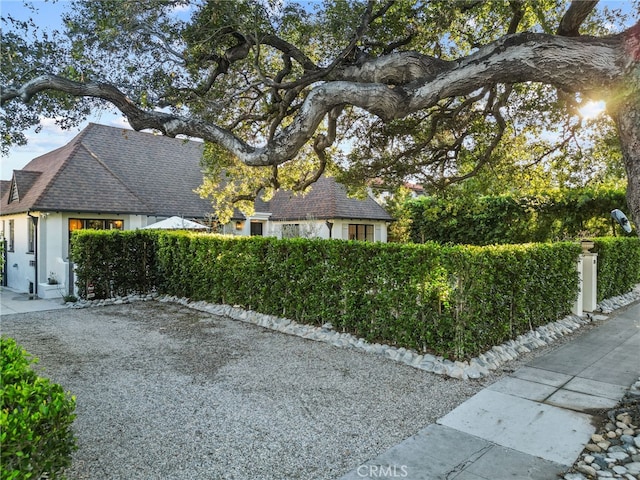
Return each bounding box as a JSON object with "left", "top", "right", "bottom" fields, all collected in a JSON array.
[
  {"left": 281, "top": 224, "right": 300, "bottom": 239},
  {"left": 8, "top": 220, "right": 14, "bottom": 251},
  {"left": 250, "top": 221, "right": 263, "bottom": 236},
  {"left": 349, "top": 224, "right": 374, "bottom": 242},
  {"left": 69, "top": 218, "right": 124, "bottom": 232},
  {"left": 27, "top": 219, "right": 35, "bottom": 253}
]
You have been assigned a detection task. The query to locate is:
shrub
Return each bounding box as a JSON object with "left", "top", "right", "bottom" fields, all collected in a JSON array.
[
  {"left": 1, "top": 337, "right": 77, "bottom": 480},
  {"left": 72, "top": 230, "right": 586, "bottom": 359},
  {"left": 441, "top": 242, "right": 581, "bottom": 358},
  {"left": 70, "top": 229, "right": 159, "bottom": 299},
  {"left": 592, "top": 237, "right": 640, "bottom": 301},
  {"left": 407, "top": 188, "right": 631, "bottom": 245}
]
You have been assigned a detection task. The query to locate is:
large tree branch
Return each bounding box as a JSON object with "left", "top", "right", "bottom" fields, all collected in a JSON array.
[
  {"left": 557, "top": 0, "right": 599, "bottom": 36},
  {"left": 2, "top": 29, "right": 631, "bottom": 169}
]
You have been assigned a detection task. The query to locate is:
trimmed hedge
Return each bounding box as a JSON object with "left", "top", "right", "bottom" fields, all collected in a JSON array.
[
  {"left": 72, "top": 231, "right": 585, "bottom": 359},
  {"left": 1, "top": 337, "right": 77, "bottom": 480},
  {"left": 591, "top": 237, "right": 640, "bottom": 301},
  {"left": 441, "top": 242, "right": 581, "bottom": 358},
  {"left": 407, "top": 188, "right": 633, "bottom": 245},
  {"left": 71, "top": 230, "right": 159, "bottom": 299}
]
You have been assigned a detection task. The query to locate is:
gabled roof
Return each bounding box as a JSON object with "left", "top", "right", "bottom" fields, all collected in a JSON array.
[
  {"left": 1, "top": 123, "right": 392, "bottom": 222},
  {"left": 256, "top": 175, "right": 393, "bottom": 222},
  {"left": 1, "top": 123, "right": 210, "bottom": 217},
  {"left": 9, "top": 171, "right": 42, "bottom": 203}
]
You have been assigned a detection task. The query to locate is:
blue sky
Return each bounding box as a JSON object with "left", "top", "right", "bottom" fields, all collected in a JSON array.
[{"left": 1, "top": 0, "right": 638, "bottom": 180}]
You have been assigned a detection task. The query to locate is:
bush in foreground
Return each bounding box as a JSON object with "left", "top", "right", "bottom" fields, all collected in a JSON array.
[{"left": 1, "top": 337, "right": 77, "bottom": 480}]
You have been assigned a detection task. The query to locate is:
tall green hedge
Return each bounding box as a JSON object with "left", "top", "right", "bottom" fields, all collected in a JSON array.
[
  {"left": 1, "top": 337, "right": 77, "bottom": 480},
  {"left": 71, "top": 230, "right": 159, "bottom": 299},
  {"left": 72, "top": 231, "right": 586, "bottom": 359},
  {"left": 407, "top": 188, "right": 633, "bottom": 245},
  {"left": 591, "top": 237, "right": 640, "bottom": 301}
]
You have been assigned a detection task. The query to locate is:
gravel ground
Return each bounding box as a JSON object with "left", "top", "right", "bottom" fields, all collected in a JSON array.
[
  {"left": 2, "top": 302, "right": 488, "bottom": 480},
  {"left": 0, "top": 301, "right": 615, "bottom": 480}
]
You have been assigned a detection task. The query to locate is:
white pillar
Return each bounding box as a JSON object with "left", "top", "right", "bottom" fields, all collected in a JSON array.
[
  {"left": 582, "top": 253, "right": 598, "bottom": 312},
  {"left": 572, "top": 255, "right": 584, "bottom": 316}
]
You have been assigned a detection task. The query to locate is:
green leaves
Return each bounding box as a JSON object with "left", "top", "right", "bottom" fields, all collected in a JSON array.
[
  {"left": 593, "top": 237, "right": 640, "bottom": 301},
  {"left": 408, "top": 187, "right": 632, "bottom": 245},
  {"left": 70, "top": 229, "right": 160, "bottom": 299},
  {"left": 1, "top": 337, "right": 77, "bottom": 480},
  {"left": 72, "top": 230, "right": 591, "bottom": 360}
]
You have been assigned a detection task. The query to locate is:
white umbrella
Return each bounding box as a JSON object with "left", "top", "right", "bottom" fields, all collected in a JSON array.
[{"left": 142, "top": 216, "right": 209, "bottom": 230}]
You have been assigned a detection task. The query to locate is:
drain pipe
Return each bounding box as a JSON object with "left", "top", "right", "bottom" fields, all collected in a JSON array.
[{"left": 27, "top": 211, "right": 38, "bottom": 298}]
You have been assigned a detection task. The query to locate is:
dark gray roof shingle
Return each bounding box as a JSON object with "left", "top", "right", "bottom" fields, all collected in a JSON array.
[
  {"left": 258, "top": 176, "right": 393, "bottom": 221},
  {"left": 1, "top": 123, "right": 392, "bottom": 222}
]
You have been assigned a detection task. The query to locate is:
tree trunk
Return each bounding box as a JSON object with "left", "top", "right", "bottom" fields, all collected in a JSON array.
[{"left": 614, "top": 98, "right": 640, "bottom": 237}]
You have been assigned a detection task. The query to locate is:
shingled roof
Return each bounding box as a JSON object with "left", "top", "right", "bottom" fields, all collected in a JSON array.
[
  {"left": 1, "top": 123, "right": 392, "bottom": 222},
  {"left": 256, "top": 176, "right": 393, "bottom": 221},
  {"left": 1, "top": 123, "right": 210, "bottom": 217}
]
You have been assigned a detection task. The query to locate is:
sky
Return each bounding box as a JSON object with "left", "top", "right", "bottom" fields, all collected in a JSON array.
[
  {"left": 1, "top": 0, "right": 638, "bottom": 180},
  {"left": 1, "top": 0, "right": 132, "bottom": 179}
]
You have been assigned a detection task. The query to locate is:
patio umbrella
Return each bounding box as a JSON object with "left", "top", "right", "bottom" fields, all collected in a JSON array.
[{"left": 142, "top": 216, "right": 209, "bottom": 230}]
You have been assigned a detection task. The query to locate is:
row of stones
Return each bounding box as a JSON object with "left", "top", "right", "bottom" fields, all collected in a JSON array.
[
  {"left": 68, "top": 283, "right": 640, "bottom": 380},
  {"left": 564, "top": 383, "right": 640, "bottom": 480}
]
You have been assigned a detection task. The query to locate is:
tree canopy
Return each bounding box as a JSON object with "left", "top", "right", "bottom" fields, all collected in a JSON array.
[{"left": 1, "top": 0, "right": 639, "bottom": 228}]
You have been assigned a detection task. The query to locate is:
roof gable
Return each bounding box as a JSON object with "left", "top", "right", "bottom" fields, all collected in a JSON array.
[
  {"left": 1, "top": 131, "right": 90, "bottom": 214},
  {"left": 34, "top": 143, "right": 152, "bottom": 213},
  {"left": 9, "top": 171, "right": 42, "bottom": 204},
  {"left": 78, "top": 125, "right": 211, "bottom": 217},
  {"left": 1, "top": 124, "right": 391, "bottom": 222},
  {"left": 262, "top": 176, "right": 393, "bottom": 222}
]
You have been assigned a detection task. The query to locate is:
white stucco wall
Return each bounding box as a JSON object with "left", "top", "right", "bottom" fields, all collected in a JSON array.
[
  {"left": 2, "top": 214, "right": 36, "bottom": 294},
  {"left": 2, "top": 211, "right": 150, "bottom": 297},
  {"left": 268, "top": 219, "right": 388, "bottom": 242}
]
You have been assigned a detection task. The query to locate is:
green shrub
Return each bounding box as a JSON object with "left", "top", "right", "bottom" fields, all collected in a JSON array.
[
  {"left": 1, "top": 337, "right": 77, "bottom": 480},
  {"left": 592, "top": 237, "right": 640, "bottom": 301},
  {"left": 441, "top": 242, "right": 581, "bottom": 358},
  {"left": 70, "top": 229, "right": 159, "bottom": 299},
  {"left": 408, "top": 188, "right": 631, "bottom": 245},
  {"left": 73, "top": 230, "right": 587, "bottom": 359}
]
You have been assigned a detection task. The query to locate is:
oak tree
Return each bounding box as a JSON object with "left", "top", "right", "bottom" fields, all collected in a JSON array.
[{"left": 1, "top": 0, "right": 639, "bottom": 230}]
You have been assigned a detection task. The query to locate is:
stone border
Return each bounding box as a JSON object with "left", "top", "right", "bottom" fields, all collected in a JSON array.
[{"left": 68, "top": 284, "right": 640, "bottom": 380}]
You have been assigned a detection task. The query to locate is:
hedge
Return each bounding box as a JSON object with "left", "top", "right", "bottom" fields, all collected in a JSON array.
[
  {"left": 71, "top": 230, "right": 159, "bottom": 299},
  {"left": 1, "top": 337, "right": 77, "bottom": 480},
  {"left": 591, "top": 237, "right": 640, "bottom": 301},
  {"left": 71, "top": 231, "right": 587, "bottom": 359},
  {"left": 407, "top": 188, "right": 633, "bottom": 245},
  {"left": 441, "top": 242, "right": 581, "bottom": 358}
]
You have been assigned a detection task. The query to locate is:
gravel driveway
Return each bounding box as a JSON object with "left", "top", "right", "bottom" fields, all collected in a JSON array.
[{"left": 2, "top": 302, "right": 494, "bottom": 480}]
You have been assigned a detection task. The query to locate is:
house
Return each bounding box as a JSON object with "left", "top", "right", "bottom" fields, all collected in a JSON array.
[{"left": 0, "top": 123, "right": 392, "bottom": 298}]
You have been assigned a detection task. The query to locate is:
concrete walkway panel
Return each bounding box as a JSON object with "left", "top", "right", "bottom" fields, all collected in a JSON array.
[
  {"left": 487, "top": 376, "right": 557, "bottom": 401},
  {"left": 510, "top": 366, "right": 572, "bottom": 387},
  {"left": 462, "top": 445, "right": 566, "bottom": 480},
  {"left": 437, "top": 389, "right": 594, "bottom": 465}
]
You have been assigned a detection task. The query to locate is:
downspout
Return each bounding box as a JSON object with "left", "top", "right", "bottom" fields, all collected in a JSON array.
[{"left": 27, "top": 211, "right": 38, "bottom": 297}]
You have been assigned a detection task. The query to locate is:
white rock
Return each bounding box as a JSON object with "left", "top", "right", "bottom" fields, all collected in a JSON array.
[
  {"left": 612, "top": 465, "right": 627, "bottom": 475},
  {"left": 625, "top": 462, "right": 640, "bottom": 475},
  {"left": 576, "top": 464, "right": 597, "bottom": 477}
]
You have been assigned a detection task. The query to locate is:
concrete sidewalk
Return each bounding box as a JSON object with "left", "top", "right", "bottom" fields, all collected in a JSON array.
[
  {"left": 0, "top": 287, "right": 67, "bottom": 315},
  {"left": 340, "top": 302, "right": 640, "bottom": 480}
]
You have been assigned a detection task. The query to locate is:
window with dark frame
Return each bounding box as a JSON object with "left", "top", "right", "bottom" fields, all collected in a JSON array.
[
  {"left": 281, "top": 224, "right": 300, "bottom": 239},
  {"left": 8, "top": 220, "right": 14, "bottom": 251},
  {"left": 69, "top": 218, "right": 124, "bottom": 232},
  {"left": 250, "top": 221, "right": 263, "bottom": 236},
  {"left": 27, "top": 219, "right": 35, "bottom": 253},
  {"left": 348, "top": 224, "right": 374, "bottom": 242}
]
